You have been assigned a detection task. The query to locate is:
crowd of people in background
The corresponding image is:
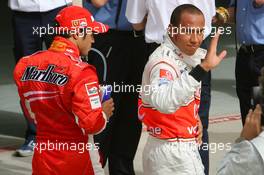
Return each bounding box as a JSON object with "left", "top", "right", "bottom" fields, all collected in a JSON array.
[{"left": 8, "top": 0, "right": 264, "bottom": 175}]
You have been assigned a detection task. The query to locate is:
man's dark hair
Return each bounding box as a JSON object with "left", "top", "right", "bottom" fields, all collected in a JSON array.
[{"left": 170, "top": 4, "right": 204, "bottom": 27}]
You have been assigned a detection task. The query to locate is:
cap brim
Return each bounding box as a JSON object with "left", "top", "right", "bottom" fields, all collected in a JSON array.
[{"left": 90, "top": 21, "right": 109, "bottom": 34}]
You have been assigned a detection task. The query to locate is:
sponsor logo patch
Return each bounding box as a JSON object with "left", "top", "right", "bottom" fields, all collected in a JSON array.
[
  {"left": 89, "top": 95, "right": 101, "bottom": 109},
  {"left": 87, "top": 87, "right": 98, "bottom": 96},
  {"left": 85, "top": 83, "right": 98, "bottom": 96},
  {"left": 72, "top": 18, "right": 87, "bottom": 27},
  {"left": 49, "top": 41, "right": 67, "bottom": 52},
  {"left": 160, "top": 69, "right": 173, "bottom": 81},
  {"left": 158, "top": 78, "right": 170, "bottom": 86}
]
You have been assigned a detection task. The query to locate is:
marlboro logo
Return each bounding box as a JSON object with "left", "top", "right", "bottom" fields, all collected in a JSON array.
[{"left": 21, "top": 65, "right": 69, "bottom": 86}]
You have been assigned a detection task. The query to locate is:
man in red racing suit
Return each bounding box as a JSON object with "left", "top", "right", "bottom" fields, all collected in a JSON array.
[{"left": 13, "top": 6, "right": 113, "bottom": 175}]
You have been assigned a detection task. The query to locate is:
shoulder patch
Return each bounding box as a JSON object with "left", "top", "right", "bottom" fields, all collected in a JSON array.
[
  {"left": 160, "top": 69, "right": 173, "bottom": 81},
  {"left": 85, "top": 82, "right": 98, "bottom": 96},
  {"left": 49, "top": 41, "right": 67, "bottom": 52},
  {"left": 89, "top": 95, "right": 101, "bottom": 109}
]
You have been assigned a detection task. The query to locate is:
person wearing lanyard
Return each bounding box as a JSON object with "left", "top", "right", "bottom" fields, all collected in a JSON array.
[
  {"left": 84, "top": 1, "right": 148, "bottom": 174},
  {"left": 228, "top": 0, "right": 264, "bottom": 126},
  {"left": 126, "top": 1, "right": 217, "bottom": 175}
]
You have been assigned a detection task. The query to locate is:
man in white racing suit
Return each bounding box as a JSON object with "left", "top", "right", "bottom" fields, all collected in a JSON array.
[{"left": 138, "top": 4, "right": 226, "bottom": 175}]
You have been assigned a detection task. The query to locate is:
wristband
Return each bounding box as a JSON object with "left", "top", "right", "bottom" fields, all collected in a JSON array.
[{"left": 189, "top": 65, "right": 207, "bottom": 82}]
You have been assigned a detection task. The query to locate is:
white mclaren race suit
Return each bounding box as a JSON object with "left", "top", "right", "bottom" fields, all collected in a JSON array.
[{"left": 138, "top": 35, "right": 207, "bottom": 175}]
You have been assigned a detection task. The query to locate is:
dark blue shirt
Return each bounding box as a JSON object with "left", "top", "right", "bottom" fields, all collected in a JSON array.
[
  {"left": 84, "top": 0, "right": 133, "bottom": 31},
  {"left": 231, "top": 0, "right": 264, "bottom": 44}
]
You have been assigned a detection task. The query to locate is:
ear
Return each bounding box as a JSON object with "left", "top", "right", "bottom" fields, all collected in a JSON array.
[
  {"left": 168, "top": 24, "right": 179, "bottom": 39},
  {"left": 168, "top": 24, "right": 179, "bottom": 41}
]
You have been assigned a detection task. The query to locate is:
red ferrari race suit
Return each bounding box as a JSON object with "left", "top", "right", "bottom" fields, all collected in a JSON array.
[
  {"left": 13, "top": 36, "right": 107, "bottom": 175},
  {"left": 138, "top": 35, "right": 207, "bottom": 175}
]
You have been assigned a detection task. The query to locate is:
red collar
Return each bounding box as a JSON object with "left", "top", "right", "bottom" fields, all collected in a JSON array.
[{"left": 49, "top": 36, "right": 80, "bottom": 59}]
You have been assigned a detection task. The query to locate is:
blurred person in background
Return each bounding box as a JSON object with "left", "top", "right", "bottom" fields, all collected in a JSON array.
[
  {"left": 217, "top": 104, "right": 264, "bottom": 175},
  {"left": 84, "top": 0, "right": 148, "bottom": 174},
  {"left": 227, "top": 0, "right": 264, "bottom": 126},
  {"left": 217, "top": 68, "right": 264, "bottom": 174}
]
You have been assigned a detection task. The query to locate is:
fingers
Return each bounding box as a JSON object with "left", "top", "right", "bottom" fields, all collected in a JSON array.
[
  {"left": 108, "top": 98, "right": 115, "bottom": 113},
  {"left": 252, "top": 105, "right": 262, "bottom": 126},
  {"left": 196, "top": 127, "right": 203, "bottom": 144},
  {"left": 208, "top": 31, "right": 220, "bottom": 53},
  {"left": 241, "top": 105, "right": 263, "bottom": 140},
  {"left": 248, "top": 105, "right": 262, "bottom": 122},
  {"left": 196, "top": 119, "right": 203, "bottom": 145},
  {"left": 103, "top": 98, "right": 114, "bottom": 106},
  {"left": 106, "top": 98, "right": 114, "bottom": 104},
  {"left": 254, "top": 104, "right": 262, "bottom": 115},
  {"left": 197, "top": 132, "right": 203, "bottom": 145},
  {"left": 197, "top": 127, "right": 203, "bottom": 137},
  {"left": 245, "top": 109, "right": 253, "bottom": 124},
  {"left": 246, "top": 109, "right": 253, "bottom": 118},
  {"left": 102, "top": 98, "right": 115, "bottom": 119},
  {"left": 257, "top": 105, "right": 263, "bottom": 120},
  {"left": 245, "top": 105, "right": 262, "bottom": 133},
  {"left": 218, "top": 50, "right": 227, "bottom": 60}
]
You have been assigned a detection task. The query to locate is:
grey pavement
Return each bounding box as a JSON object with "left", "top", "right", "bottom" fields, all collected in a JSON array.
[{"left": 0, "top": 3, "right": 243, "bottom": 175}]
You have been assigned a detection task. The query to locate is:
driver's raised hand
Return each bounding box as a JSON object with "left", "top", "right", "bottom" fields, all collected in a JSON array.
[{"left": 200, "top": 32, "right": 227, "bottom": 72}]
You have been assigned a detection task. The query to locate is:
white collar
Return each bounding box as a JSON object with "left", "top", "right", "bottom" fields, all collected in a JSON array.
[{"left": 163, "top": 34, "right": 207, "bottom": 67}]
